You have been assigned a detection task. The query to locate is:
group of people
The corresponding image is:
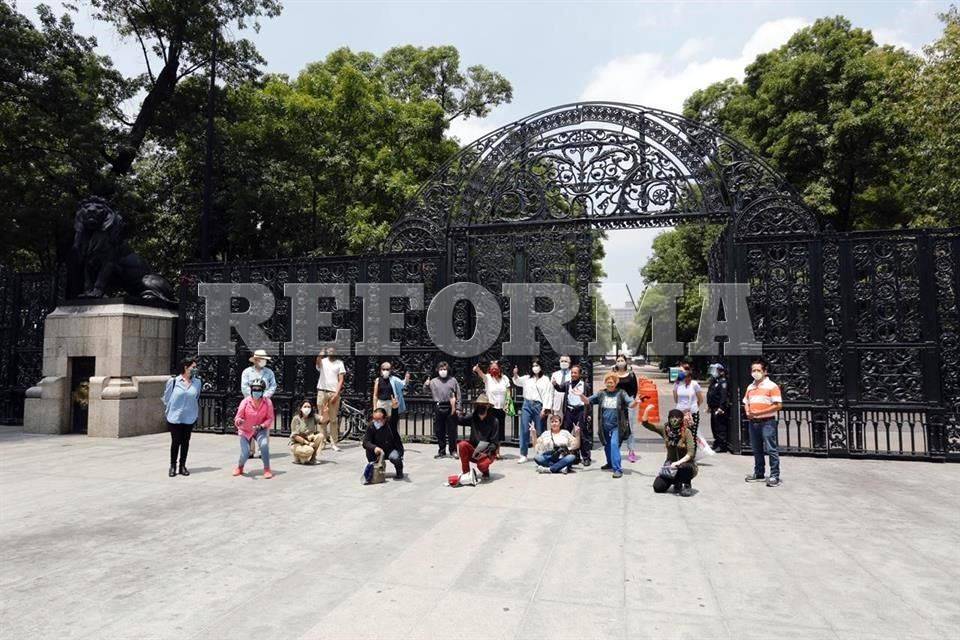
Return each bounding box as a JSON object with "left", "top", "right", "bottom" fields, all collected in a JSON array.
[{"left": 161, "top": 348, "right": 784, "bottom": 492}]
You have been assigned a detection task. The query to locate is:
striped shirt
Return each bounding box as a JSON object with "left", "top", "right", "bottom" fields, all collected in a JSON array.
[{"left": 742, "top": 377, "right": 782, "bottom": 419}]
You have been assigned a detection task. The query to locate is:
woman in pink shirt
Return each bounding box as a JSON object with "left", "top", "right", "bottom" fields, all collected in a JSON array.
[{"left": 233, "top": 378, "right": 275, "bottom": 478}]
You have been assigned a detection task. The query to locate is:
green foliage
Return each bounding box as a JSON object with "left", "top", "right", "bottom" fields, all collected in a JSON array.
[
  {"left": 903, "top": 7, "right": 960, "bottom": 227},
  {"left": 0, "top": 0, "right": 514, "bottom": 274},
  {"left": 627, "top": 223, "right": 724, "bottom": 350},
  {"left": 684, "top": 16, "right": 923, "bottom": 230},
  {"left": 0, "top": 2, "right": 130, "bottom": 269}
]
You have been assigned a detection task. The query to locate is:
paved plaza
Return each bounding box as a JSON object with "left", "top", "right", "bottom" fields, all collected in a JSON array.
[{"left": 1, "top": 425, "right": 958, "bottom": 640}]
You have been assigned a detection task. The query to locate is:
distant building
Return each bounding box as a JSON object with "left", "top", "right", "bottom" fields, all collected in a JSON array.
[{"left": 611, "top": 307, "right": 635, "bottom": 332}]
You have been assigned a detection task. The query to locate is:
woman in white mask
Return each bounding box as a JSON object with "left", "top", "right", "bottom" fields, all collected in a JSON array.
[
  {"left": 512, "top": 360, "right": 554, "bottom": 463},
  {"left": 289, "top": 398, "right": 324, "bottom": 464}
]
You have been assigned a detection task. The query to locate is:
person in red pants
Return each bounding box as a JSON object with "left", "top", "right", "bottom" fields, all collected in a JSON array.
[{"left": 447, "top": 394, "right": 500, "bottom": 486}]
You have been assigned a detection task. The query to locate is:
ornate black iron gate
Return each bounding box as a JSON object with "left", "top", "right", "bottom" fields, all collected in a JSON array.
[
  {"left": 731, "top": 228, "right": 960, "bottom": 460},
  {"left": 0, "top": 265, "right": 62, "bottom": 424},
  {"left": 176, "top": 252, "right": 447, "bottom": 435}
]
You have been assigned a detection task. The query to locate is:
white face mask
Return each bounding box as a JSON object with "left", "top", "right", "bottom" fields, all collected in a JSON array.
[
  {"left": 301, "top": 407, "right": 311, "bottom": 416},
  {"left": 532, "top": 365, "right": 541, "bottom": 374},
  {"left": 559, "top": 361, "right": 570, "bottom": 370},
  {"left": 751, "top": 371, "right": 764, "bottom": 381},
  {"left": 438, "top": 369, "right": 448, "bottom": 378},
  {"left": 373, "top": 420, "right": 384, "bottom": 429},
  {"left": 381, "top": 370, "right": 390, "bottom": 379}
]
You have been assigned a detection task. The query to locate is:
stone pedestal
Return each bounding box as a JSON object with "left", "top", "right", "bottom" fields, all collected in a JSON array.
[{"left": 24, "top": 303, "right": 178, "bottom": 437}]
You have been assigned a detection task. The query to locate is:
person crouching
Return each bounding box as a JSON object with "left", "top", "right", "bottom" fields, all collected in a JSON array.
[
  {"left": 532, "top": 414, "right": 581, "bottom": 474},
  {"left": 641, "top": 406, "right": 698, "bottom": 497},
  {"left": 448, "top": 393, "right": 499, "bottom": 487},
  {"left": 362, "top": 408, "right": 404, "bottom": 481},
  {"left": 290, "top": 398, "right": 324, "bottom": 464}
]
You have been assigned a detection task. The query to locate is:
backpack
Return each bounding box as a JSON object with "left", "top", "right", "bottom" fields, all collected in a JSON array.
[{"left": 362, "top": 453, "right": 386, "bottom": 485}]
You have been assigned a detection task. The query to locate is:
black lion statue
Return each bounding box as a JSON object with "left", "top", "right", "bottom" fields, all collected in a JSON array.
[{"left": 71, "top": 196, "right": 175, "bottom": 303}]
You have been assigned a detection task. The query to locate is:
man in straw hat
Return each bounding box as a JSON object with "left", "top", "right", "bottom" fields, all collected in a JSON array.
[
  {"left": 447, "top": 393, "right": 500, "bottom": 486},
  {"left": 241, "top": 349, "right": 277, "bottom": 458}
]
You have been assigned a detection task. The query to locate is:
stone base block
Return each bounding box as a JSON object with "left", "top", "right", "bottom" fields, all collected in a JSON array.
[
  {"left": 24, "top": 377, "right": 71, "bottom": 435},
  {"left": 87, "top": 376, "right": 170, "bottom": 438},
  {"left": 24, "top": 302, "right": 177, "bottom": 437}
]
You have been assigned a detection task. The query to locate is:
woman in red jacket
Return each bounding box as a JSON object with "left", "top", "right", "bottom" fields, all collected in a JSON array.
[{"left": 233, "top": 378, "right": 274, "bottom": 478}]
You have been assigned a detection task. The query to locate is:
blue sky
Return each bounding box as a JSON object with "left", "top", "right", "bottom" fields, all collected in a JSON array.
[{"left": 27, "top": 0, "right": 951, "bottom": 307}]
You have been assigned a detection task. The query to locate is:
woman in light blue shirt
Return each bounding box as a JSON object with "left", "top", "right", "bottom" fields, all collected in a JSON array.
[{"left": 162, "top": 356, "right": 201, "bottom": 478}]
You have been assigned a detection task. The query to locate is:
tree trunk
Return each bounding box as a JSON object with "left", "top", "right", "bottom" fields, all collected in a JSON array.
[{"left": 110, "top": 39, "right": 183, "bottom": 176}]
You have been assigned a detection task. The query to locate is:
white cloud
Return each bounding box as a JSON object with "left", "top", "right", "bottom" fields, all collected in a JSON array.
[
  {"left": 871, "top": 27, "right": 916, "bottom": 52},
  {"left": 580, "top": 17, "right": 810, "bottom": 112},
  {"left": 675, "top": 38, "right": 710, "bottom": 62}
]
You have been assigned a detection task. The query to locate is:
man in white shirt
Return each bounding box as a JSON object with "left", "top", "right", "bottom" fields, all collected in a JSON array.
[
  {"left": 315, "top": 347, "right": 346, "bottom": 451},
  {"left": 551, "top": 362, "right": 589, "bottom": 465}
]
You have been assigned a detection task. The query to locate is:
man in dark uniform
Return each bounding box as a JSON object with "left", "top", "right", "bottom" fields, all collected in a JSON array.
[{"left": 707, "top": 363, "right": 730, "bottom": 453}]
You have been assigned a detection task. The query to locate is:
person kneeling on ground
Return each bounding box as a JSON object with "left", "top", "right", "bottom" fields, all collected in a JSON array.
[
  {"left": 532, "top": 414, "right": 581, "bottom": 474},
  {"left": 641, "top": 406, "right": 698, "bottom": 497},
  {"left": 290, "top": 398, "right": 324, "bottom": 464},
  {"left": 448, "top": 393, "right": 500, "bottom": 487},
  {"left": 362, "top": 408, "right": 404, "bottom": 481}
]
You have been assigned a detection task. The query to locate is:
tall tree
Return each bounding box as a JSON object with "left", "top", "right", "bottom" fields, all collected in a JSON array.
[
  {"left": 0, "top": 2, "right": 129, "bottom": 269},
  {"left": 89, "top": 0, "right": 281, "bottom": 176},
  {"left": 904, "top": 7, "right": 960, "bottom": 227},
  {"left": 684, "top": 17, "right": 920, "bottom": 230}
]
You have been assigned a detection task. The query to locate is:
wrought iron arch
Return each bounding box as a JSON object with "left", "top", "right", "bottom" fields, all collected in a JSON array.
[{"left": 385, "top": 101, "right": 817, "bottom": 249}]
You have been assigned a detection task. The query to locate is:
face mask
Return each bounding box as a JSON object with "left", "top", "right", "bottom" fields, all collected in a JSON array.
[
  {"left": 381, "top": 370, "right": 390, "bottom": 378},
  {"left": 677, "top": 370, "right": 686, "bottom": 381},
  {"left": 373, "top": 420, "right": 384, "bottom": 429},
  {"left": 532, "top": 365, "right": 541, "bottom": 374},
  {"left": 255, "top": 359, "right": 266, "bottom": 368},
  {"left": 489, "top": 367, "right": 500, "bottom": 377},
  {"left": 252, "top": 390, "right": 263, "bottom": 399},
  {"left": 559, "top": 361, "right": 570, "bottom": 370},
  {"left": 752, "top": 371, "right": 764, "bottom": 381},
  {"left": 669, "top": 418, "right": 681, "bottom": 427},
  {"left": 301, "top": 407, "right": 311, "bottom": 416},
  {"left": 188, "top": 365, "right": 197, "bottom": 375},
  {"left": 438, "top": 369, "right": 448, "bottom": 378},
  {"left": 617, "top": 361, "right": 626, "bottom": 370}
]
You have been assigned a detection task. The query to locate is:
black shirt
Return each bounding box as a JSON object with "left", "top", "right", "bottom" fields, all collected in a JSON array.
[{"left": 456, "top": 410, "right": 500, "bottom": 448}]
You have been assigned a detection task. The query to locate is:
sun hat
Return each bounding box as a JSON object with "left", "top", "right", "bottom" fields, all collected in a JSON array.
[{"left": 249, "top": 349, "right": 272, "bottom": 363}]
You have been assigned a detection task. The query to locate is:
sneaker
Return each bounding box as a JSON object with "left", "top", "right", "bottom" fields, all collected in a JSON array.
[
  {"left": 627, "top": 451, "right": 637, "bottom": 463},
  {"left": 680, "top": 484, "right": 693, "bottom": 497},
  {"left": 434, "top": 452, "right": 446, "bottom": 459},
  {"left": 766, "top": 477, "right": 781, "bottom": 487},
  {"left": 536, "top": 466, "right": 549, "bottom": 474},
  {"left": 601, "top": 463, "right": 612, "bottom": 471},
  {"left": 582, "top": 459, "right": 592, "bottom": 467},
  {"left": 481, "top": 471, "right": 490, "bottom": 479},
  {"left": 331, "top": 445, "right": 341, "bottom": 452},
  {"left": 744, "top": 474, "right": 766, "bottom": 482},
  {"left": 232, "top": 466, "right": 243, "bottom": 477},
  {"left": 517, "top": 456, "right": 528, "bottom": 464},
  {"left": 263, "top": 469, "right": 273, "bottom": 480},
  {"left": 449, "top": 452, "right": 459, "bottom": 459},
  {"left": 612, "top": 470, "right": 623, "bottom": 479},
  {"left": 561, "top": 467, "right": 569, "bottom": 474}
]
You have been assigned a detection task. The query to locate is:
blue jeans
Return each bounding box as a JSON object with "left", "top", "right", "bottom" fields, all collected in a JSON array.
[
  {"left": 602, "top": 421, "right": 621, "bottom": 472},
  {"left": 240, "top": 430, "right": 271, "bottom": 469},
  {"left": 519, "top": 399, "right": 543, "bottom": 456},
  {"left": 534, "top": 452, "right": 576, "bottom": 473},
  {"left": 749, "top": 419, "right": 780, "bottom": 479}
]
